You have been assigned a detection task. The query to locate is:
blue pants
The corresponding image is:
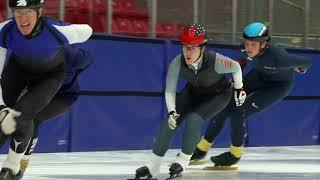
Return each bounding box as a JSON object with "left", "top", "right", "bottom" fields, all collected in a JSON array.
[{"left": 204, "top": 70, "right": 294, "bottom": 147}]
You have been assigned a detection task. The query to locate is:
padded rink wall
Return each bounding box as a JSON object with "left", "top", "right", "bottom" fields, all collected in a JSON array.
[{"left": 2, "top": 34, "right": 320, "bottom": 153}]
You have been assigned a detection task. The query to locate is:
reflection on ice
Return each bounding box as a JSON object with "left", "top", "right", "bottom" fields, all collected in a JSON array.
[{"left": 1, "top": 146, "right": 318, "bottom": 180}]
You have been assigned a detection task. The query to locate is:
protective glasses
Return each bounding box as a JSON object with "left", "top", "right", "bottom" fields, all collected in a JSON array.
[
  {"left": 14, "top": 9, "right": 37, "bottom": 17},
  {"left": 182, "top": 45, "right": 201, "bottom": 52}
]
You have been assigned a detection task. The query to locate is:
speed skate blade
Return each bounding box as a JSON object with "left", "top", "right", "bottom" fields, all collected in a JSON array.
[
  {"left": 203, "top": 166, "right": 239, "bottom": 170},
  {"left": 127, "top": 178, "right": 157, "bottom": 180},
  {"left": 189, "top": 160, "right": 207, "bottom": 165},
  {"left": 165, "top": 174, "right": 182, "bottom": 180}
]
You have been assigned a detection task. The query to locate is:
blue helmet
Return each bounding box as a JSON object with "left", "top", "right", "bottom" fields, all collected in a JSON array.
[{"left": 243, "top": 22, "right": 270, "bottom": 42}]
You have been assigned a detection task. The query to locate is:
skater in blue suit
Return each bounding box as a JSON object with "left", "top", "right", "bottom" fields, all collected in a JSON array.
[
  {"left": 190, "top": 22, "right": 313, "bottom": 167},
  {"left": 0, "top": 0, "right": 92, "bottom": 179}
]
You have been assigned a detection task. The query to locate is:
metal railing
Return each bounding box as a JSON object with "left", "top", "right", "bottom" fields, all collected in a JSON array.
[{"left": 3, "top": 0, "right": 319, "bottom": 49}]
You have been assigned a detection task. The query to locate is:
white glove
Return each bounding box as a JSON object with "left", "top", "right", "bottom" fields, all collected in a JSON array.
[
  {"left": 168, "top": 111, "right": 180, "bottom": 130},
  {"left": 234, "top": 88, "right": 246, "bottom": 107},
  {"left": 0, "top": 107, "right": 21, "bottom": 135},
  {"left": 294, "top": 67, "right": 306, "bottom": 74}
]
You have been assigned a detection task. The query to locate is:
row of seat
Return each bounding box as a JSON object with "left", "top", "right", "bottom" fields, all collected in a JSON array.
[
  {"left": 65, "top": 12, "right": 183, "bottom": 38},
  {"left": 0, "top": 0, "right": 183, "bottom": 38},
  {"left": 0, "top": 10, "right": 4, "bottom": 22},
  {"left": 0, "top": 12, "right": 182, "bottom": 38},
  {"left": 45, "top": 0, "right": 148, "bottom": 18},
  {"left": 0, "top": 0, "right": 5, "bottom": 22}
]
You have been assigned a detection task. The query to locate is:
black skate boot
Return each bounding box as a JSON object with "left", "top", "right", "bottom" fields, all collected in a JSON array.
[
  {"left": 190, "top": 147, "right": 208, "bottom": 161},
  {"left": 15, "top": 170, "right": 24, "bottom": 180},
  {"left": 210, "top": 151, "right": 240, "bottom": 166},
  {"left": 0, "top": 168, "right": 15, "bottom": 180},
  {"left": 166, "top": 163, "right": 183, "bottom": 179},
  {"left": 134, "top": 166, "right": 153, "bottom": 179},
  {"left": 15, "top": 159, "right": 29, "bottom": 180}
]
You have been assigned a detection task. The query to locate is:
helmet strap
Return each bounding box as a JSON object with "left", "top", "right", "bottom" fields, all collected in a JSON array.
[
  {"left": 24, "top": 9, "right": 44, "bottom": 38},
  {"left": 194, "top": 46, "right": 205, "bottom": 63},
  {"left": 257, "top": 41, "right": 267, "bottom": 56}
]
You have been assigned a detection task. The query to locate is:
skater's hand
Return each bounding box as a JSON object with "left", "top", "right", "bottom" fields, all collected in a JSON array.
[
  {"left": 0, "top": 105, "right": 5, "bottom": 111},
  {"left": 294, "top": 67, "right": 306, "bottom": 74},
  {"left": 168, "top": 111, "right": 180, "bottom": 130},
  {"left": 0, "top": 107, "right": 21, "bottom": 135},
  {"left": 234, "top": 88, "right": 246, "bottom": 106}
]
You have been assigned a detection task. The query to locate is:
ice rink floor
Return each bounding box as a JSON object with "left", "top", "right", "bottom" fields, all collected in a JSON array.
[{"left": 1, "top": 145, "right": 319, "bottom": 180}]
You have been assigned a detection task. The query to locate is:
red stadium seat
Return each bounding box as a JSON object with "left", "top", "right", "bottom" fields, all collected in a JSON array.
[
  {"left": 112, "top": 0, "right": 123, "bottom": 12},
  {"left": 44, "top": 0, "right": 59, "bottom": 15},
  {"left": 113, "top": 18, "right": 134, "bottom": 35},
  {"left": 65, "top": 12, "right": 105, "bottom": 33},
  {"left": 122, "top": 0, "right": 139, "bottom": 12},
  {"left": 93, "top": 0, "right": 107, "bottom": 14},
  {"left": 0, "top": 14, "right": 4, "bottom": 22},
  {"left": 65, "top": 0, "right": 78, "bottom": 10},
  {"left": 112, "top": 0, "right": 148, "bottom": 19},
  {"left": 65, "top": 12, "right": 89, "bottom": 24},
  {"left": 157, "top": 23, "right": 178, "bottom": 38},
  {"left": 176, "top": 23, "right": 185, "bottom": 37},
  {"left": 132, "top": 20, "right": 149, "bottom": 37},
  {"left": 0, "top": 0, "right": 5, "bottom": 10},
  {"left": 64, "top": 0, "right": 106, "bottom": 15},
  {"left": 77, "top": 0, "right": 90, "bottom": 13},
  {"left": 44, "top": 0, "right": 58, "bottom": 9}
]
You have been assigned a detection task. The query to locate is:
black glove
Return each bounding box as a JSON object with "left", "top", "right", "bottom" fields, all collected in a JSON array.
[
  {"left": 0, "top": 105, "right": 5, "bottom": 111},
  {"left": 234, "top": 88, "right": 246, "bottom": 106}
]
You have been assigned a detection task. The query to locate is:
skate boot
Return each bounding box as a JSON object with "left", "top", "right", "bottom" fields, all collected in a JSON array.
[
  {"left": 0, "top": 168, "right": 15, "bottom": 180},
  {"left": 167, "top": 163, "right": 183, "bottom": 179},
  {"left": 210, "top": 151, "right": 240, "bottom": 166},
  {"left": 15, "top": 171, "right": 23, "bottom": 180},
  {"left": 190, "top": 147, "right": 207, "bottom": 161},
  {"left": 135, "top": 166, "right": 153, "bottom": 179},
  {"left": 190, "top": 137, "right": 212, "bottom": 162},
  {"left": 15, "top": 159, "right": 29, "bottom": 180}
]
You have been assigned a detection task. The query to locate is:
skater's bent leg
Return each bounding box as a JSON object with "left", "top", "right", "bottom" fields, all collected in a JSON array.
[
  {"left": 2, "top": 117, "right": 34, "bottom": 174},
  {"left": 145, "top": 117, "right": 179, "bottom": 177},
  {"left": 16, "top": 97, "right": 74, "bottom": 179},
  {"left": 152, "top": 119, "right": 178, "bottom": 156},
  {"left": 204, "top": 105, "right": 231, "bottom": 143},
  {"left": 181, "top": 113, "right": 203, "bottom": 155}
]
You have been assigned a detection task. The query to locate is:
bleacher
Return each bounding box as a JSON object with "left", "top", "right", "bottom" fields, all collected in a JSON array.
[
  {"left": 38, "top": 0, "right": 181, "bottom": 38},
  {"left": 0, "top": 0, "right": 5, "bottom": 22}
]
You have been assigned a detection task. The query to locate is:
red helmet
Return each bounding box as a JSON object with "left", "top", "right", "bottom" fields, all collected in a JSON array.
[{"left": 180, "top": 24, "right": 207, "bottom": 45}]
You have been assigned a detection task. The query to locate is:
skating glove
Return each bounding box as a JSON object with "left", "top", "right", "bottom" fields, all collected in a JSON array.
[
  {"left": 168, "top": 111, "right": 180, "bottom": 130},
  {"left": 294, "top": 67, "right": 306, "bottom": 74},
  {"left": 0, "top": 107, "right": 21, "bottom": 135},
  {"left": 234, "top": 88, "right": 246, "bottom": 106}
]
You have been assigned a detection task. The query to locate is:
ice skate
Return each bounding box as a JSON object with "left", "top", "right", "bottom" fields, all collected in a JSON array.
[
  {"left": 189, "top": 147, "right": 208, "bottom": 165},
  {"left": 166, "top": 163, "right": 183, "bottom": 180},
  {"left": 15, "top": 170, "right": 24, "bottom": 180},
  {"left": 211, "top": 151, "right": 240, "bottom": 166},
  {"left": 130, "top": 166, "right": 157, "bottom": 180},
  {"left": 189, "top": 137, "right": 212, "bottom": 165},
  {"left": 0, "top": 168, "right": 15, "bottom": 180}
]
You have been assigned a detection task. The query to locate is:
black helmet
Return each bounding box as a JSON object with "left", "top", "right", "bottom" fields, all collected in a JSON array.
[
  {"left": 243, "top": 22, "right": 270, "bottom": 42},
  {"left": 9, "top": 0, "right": 44, "bottom": 9}
]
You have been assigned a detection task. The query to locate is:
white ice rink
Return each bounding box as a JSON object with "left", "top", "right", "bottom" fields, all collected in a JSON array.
[{"left": 2, "top": 146, "right": 320, "bottom": 180}]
